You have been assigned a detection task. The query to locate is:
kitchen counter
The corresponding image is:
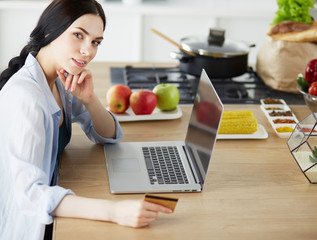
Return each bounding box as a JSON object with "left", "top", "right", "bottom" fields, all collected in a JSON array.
[{"left": 54, "top": 62, "right": 317, "bottom": 240}]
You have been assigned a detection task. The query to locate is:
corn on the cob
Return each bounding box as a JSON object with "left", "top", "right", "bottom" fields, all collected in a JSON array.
[
  {"left": 219, "top": 110, "right": 258, "bottom": 134},
  {"left": 221, "top": 110, "right": 254, "bottom": 119}
]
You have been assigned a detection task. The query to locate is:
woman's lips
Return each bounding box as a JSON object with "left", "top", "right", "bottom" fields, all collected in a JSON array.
[{"left": 72, "top": 58, "right": 87, "bottom": 67}]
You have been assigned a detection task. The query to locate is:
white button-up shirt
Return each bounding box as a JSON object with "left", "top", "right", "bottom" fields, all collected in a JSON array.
[{"left": 0, "top": 53, "right": 123, "bottom": 240}]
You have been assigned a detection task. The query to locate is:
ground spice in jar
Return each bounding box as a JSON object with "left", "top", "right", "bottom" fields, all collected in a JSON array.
[
  {"left": 276, "top": 126, "right": 293, "bottom": 132},
  {"left": 269, "top": 110, "right": 293, "bottom": 117},
  {"left": 263, "top": 98, "right": 283, "bottom": 104},
  {"left": 273, "top": 119, "right": 296, "bottom": 124}
]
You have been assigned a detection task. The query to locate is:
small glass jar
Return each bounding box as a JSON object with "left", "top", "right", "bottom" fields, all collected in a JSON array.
[{"left": 287, "top": 113, "right": 317, "bottom": 183}]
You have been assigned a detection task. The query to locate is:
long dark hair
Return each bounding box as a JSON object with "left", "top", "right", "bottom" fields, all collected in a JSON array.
[{"left": 0, "top": 0, "right": 106, "bottom": 90}]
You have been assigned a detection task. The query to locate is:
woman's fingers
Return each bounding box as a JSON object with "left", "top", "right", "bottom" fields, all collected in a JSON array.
[
  {"left": 77, "top": 70, "right": 88, "bottom": 84},
  {"left": 57, "top": 69, "right": 75, "bottom": 91},
  {"left": 56, "top": 69, "right": 91, "bottom": 92},
  {"left": 136, "top": 217, "right": 157, "bottom": 228},
  {"left": 143, "top": 201, "right": 173, "bottom": 214},
  {"left": 136, "top": 201, "right": 172, "bottom": 227},
  {"left": 64, "top": 73, "right": 74, "bottom": 91},
  {"left": 111, "top": 200, "right": 172, "bottom": 228},
  {"left": 56, "top": 69, "right": 67, "bottom": 83},
  {"left": 134, "top": 201, "right": 171, "bottom": 227},
  {"left": 70, "top": 74, "right": 79, "bottom": 92}
]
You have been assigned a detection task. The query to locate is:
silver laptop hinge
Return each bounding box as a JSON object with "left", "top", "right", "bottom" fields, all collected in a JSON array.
[{"left": 183, "top": 145, "right": 200, "bottom": 185}]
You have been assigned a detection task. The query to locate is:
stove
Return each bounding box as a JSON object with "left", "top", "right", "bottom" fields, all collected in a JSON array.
[{"left": 110, "top": 65, "right": 305, "bottom": 105}]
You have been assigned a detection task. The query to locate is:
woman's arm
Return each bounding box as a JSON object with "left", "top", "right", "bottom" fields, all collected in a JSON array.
[
  {"left": 80, "top": 92, "right": 116, "bottom": 138},
  {"left": 54, "top": 70, "right": 171, "bottom": 227},
  {"left": 57, "top": 69, "right": 116, "bottom": 139},
  {"left": 52, "top": 194, "right": 172, "bottom": 228}
]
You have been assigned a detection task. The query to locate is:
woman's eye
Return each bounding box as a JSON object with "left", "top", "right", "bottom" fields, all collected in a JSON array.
[
  {"left": 92, "top": 41, "right": 101, "bottom": 46},
  {"left": 74, "top": 33, "right": 83, "bottom": 39}
]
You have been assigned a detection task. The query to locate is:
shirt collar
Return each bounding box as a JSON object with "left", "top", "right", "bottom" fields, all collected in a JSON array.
[{"left": 24, "top": 53, "right": 61, "bottom": 115}]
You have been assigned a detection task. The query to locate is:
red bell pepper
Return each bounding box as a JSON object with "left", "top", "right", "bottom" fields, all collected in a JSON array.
[{"left": 305, "top": 59, "right": 317, "bottom": 83}]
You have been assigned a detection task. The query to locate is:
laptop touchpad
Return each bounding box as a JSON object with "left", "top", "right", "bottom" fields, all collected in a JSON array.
[{"left": 111, "top": 158, "right": 140, "bottom": 172}]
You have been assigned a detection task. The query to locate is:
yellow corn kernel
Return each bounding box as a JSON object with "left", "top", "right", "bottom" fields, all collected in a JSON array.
[
  {"left": 221, "top": 110, "right": 254, "bottom": 119},
  {"left": 219, "top": 112, "right": 258, "bottom": 134}
]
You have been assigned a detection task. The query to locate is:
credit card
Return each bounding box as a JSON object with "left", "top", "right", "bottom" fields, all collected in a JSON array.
[{"left": 144, "top": 194, "right": 178, "bottom": 212}]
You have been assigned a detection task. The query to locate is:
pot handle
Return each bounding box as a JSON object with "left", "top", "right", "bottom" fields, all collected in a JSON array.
[
  {"left": 170, "top": 51, "right": 193, "bottom": 63},
  {"left": 240, "top": 41, "right": 256, "bottom": 48}
]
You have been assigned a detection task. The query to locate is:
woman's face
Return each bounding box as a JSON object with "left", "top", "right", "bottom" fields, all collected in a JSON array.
[{"left": 49, "top": 14, "right": 104, "bottom": 75}]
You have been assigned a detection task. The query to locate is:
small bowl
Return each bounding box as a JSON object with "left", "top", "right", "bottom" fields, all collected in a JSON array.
[{"left": 298, "top": 88, "right": 317, "bottom": 112}]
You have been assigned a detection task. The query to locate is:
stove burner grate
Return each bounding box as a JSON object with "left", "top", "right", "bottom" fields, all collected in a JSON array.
[
  {"left": 226, "top": 88, "right": 248, "bottom": 99},
  {"left": 110, "top": 66, "right": 305, "bottom": 105}
]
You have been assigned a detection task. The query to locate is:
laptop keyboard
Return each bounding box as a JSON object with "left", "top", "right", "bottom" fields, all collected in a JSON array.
[{"left": 142, "top": 146, "right": 189, "bottom": 185}]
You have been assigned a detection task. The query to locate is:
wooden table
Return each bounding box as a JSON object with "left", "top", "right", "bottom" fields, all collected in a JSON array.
[{"left": 54, "top": 62, "right": 317, "bottom": 240}]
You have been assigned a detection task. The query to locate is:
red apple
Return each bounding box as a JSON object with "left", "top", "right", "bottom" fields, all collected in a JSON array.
[
  {"left": 106, "top": 84, "right": 132, "bottom": 113},
  {"left": 129, "top": 90, "right": 157, "bottom": 115},
  {"left": 196, "top": 101, "right": 222, "bottom": 127}
]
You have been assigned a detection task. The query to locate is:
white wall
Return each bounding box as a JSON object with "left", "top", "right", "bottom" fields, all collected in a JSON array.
[{"left": 0, "top": 0, "right": 301, "bottom": 71}]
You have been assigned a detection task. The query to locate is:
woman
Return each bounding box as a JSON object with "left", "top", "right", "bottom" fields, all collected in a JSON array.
[{"left": 0, "top": 0, "right": 172, "bottom": 239}]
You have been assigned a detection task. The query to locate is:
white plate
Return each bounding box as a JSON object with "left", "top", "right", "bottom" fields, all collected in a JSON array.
[
  {"left": 108, "top": 106, "right": 182, "bottom": 122},
  {"left": 217, "top": 124, "right": 268, "bottom": 140}
]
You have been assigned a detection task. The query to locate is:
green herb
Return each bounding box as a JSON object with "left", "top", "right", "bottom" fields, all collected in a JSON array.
[
  {"left": 309, "top": 155, "right": 317, "bottom": 163},
  {"left": 296, "top": 73, "right": 310, "bottom": 92},
  {"left": 272, "top": 0, "right": 315, "bottom": 25},
  {"left": 309, "top": 146, "right": 317, "bottom": 163}
]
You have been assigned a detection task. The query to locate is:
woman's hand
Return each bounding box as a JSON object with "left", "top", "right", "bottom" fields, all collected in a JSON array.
[
  {"left": 110, "top": 200, "right": 172, "bottom": 228},
  {"left": 57, "top": 68, "right": 116, "bottom": 138},
  {"left": 57, "top": 69, "right": 94, "bottom": 104}
]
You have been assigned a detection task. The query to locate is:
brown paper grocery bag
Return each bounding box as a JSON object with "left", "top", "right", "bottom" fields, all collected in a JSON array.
[{"left": 256, "top": 36, "right": 317, "bottom": 93}]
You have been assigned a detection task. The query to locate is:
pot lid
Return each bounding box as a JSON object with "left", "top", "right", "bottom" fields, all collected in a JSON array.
[{"left": 180, "top": 28, "right": 250, "bottom": 58}]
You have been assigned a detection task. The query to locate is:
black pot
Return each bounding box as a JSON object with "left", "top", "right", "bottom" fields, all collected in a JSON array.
[{"left": 171, "top": 28, "right": 255, "bottom": 78}]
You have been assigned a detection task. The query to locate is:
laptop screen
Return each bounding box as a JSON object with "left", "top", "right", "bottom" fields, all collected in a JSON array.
[{"left": 184, "top": 69, "right": 223, "bottom": 187}]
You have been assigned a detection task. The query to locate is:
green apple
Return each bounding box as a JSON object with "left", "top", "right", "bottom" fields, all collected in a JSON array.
[{"left": 152, "top": 84, "right": 180, "bottom": 111}]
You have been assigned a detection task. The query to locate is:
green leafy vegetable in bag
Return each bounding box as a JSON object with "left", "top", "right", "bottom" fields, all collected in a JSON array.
[{"left": 272, "top": 0, "right": 315, "bottom": 25}]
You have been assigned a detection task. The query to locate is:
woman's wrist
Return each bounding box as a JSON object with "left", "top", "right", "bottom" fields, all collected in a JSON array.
[
  {"left": 80, "top": 92, "right": 98, "bottom": 106},
  {"left": 80, "top": 92, "right": 116, "bottom": 138},
  {"left": 90, "top": 199, "right": 115, "bottom": 222},
  {"left": 53, "top": 195, "right": 116, "bottom": 222}
]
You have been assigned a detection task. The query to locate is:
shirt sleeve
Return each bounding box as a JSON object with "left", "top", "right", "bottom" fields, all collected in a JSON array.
[
  {"left": 70, "top": 96, "right": 123, "bottom": 144},
  {"left": 6, "top": 86, "right": 73, "bottom": 224}
]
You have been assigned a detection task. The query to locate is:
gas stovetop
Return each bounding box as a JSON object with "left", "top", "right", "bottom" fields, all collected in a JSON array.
[{"left": 110, "top": 65, "right": 305, "bottom": 105}]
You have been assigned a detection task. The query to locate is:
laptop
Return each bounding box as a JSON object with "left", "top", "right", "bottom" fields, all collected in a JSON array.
[{"left": 104, "top": 69, "right": 224, "bottom": 194}]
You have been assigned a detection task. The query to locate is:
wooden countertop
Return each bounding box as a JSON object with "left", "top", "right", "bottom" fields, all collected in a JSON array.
[{"left": 54, "top": 62, "right": 317, "bottom": 240}]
